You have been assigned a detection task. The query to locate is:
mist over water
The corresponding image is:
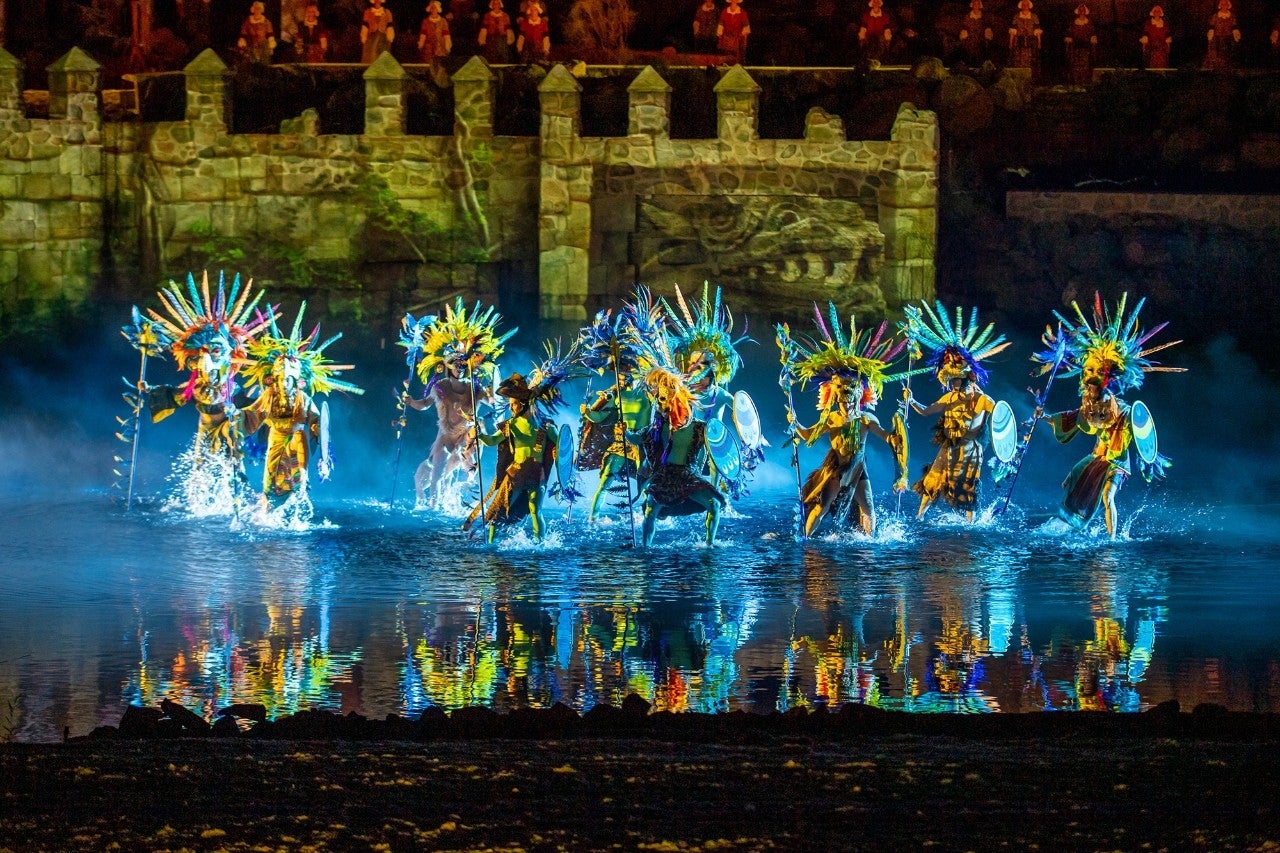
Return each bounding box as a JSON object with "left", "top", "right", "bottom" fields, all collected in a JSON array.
[{"left": 1, "top": 315, "right": 1279, "bottom": 742}]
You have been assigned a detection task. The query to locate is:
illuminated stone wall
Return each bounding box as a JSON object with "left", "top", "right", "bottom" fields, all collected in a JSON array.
[
  {"left": 0, "top": 47, "right": 937, "bottom": 326},
  {"left": 0, "top": 47, "right": 102, "bottom": 324}
]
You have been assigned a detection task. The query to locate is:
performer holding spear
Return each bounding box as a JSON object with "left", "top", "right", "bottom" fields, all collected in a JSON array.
[
  {"left": 117, "top": 306, "right": 172, "bottom": 510},
  {"left": 398, "top": 299, "right": 514, "bottom": 512},
  {"left": 390, "top": 312, "right": 432, "bottom": 505}
]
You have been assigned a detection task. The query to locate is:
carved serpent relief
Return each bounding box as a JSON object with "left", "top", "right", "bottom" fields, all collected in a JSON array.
[{"left": 634, "top": 194, "right": 886, "bottom": 318}]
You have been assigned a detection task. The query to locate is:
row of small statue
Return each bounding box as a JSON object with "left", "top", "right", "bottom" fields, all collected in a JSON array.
[
  {"left": 118, "top": 272, "right": 1182, "bottom": 544},
  {"left": 234, "top": 0, "right": 554, "bottom": 67}
]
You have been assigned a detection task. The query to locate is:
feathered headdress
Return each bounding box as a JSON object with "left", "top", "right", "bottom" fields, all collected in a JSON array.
[
  {"left": 902, "top": 300, "right": 1011, "bottom": 388},
  {"left": 241, "top": 302, "right": 364, "bottom": 397},
  {"left": 499, "top": 338, "right": 588, "bottom": 419},
  {"left": 402, "top": 298, "right": 516, "bottom": 390},
  {"left": 660, "top": 282, "right": 749, "bottom": 388},
  {"left": 1034, "top": 292, "right": 1185, "bottom": 394},
  {"left": 145, "top": 271, "right": 275, "bottom": 396},
  {"left": 781, "top": 302, "right": 909, "bottom": 404},
  {"left": 577, "top": 286, "right": 668, "bottom": 376}
]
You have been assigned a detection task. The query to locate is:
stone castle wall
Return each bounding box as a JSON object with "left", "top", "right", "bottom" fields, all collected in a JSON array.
[{"left": 0, "top": 46, "right": 938, "bottom": 328}]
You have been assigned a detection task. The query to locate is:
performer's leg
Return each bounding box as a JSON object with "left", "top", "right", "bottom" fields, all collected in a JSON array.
[
  {"left": 529, "top": 487, "right": 545, "bottom": 543},
  {"left": 853, "top": 475, "right": 876, "bottom": 536},
  {"left": 1101, "top": 478, "right": 1120, "bottom": 538},
  {"left": 414, "top": 459, "right": 433, "bottom": 505},
  {"left": 589, "top": 456, "right": 618, "bottom": 521},
  {"left": 695, "top": 491, "right": 721, "bottom": 545},
  {"left": 803, "top": 500, "right": 826, "bottom": 537},
  {"left": 642, "top": 498, "right": 659, "bottom": 546}
]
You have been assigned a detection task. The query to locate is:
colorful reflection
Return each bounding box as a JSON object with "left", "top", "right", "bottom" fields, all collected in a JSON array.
[{"left": 3, "top": 495, "right": 1275, "bottom": 742}]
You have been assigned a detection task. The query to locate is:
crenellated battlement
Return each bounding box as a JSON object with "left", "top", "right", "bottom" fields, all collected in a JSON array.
[{"left": 0, "top": 47, "right": 938, "bottom": 326}]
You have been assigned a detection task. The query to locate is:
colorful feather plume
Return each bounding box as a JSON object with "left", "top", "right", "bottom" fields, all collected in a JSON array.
[
  {"left": 901, "top": 300, "right": 1011, "bottom": 388},
  {"left": 404, "top": 298, "right": 516, "bottom": 390},
  {"left": 784, "top": 302, "right": 910, "bottom": 400},
  {"left": 145, "top": 270, "right": 274, "bottom": 371},
  {"left": 241, "top": 302, "right": 364, "bottom": 397},
  {"left": 1034, "top": 292, "right": 1186, "bottom": 394},
  {"left": 659, "top": 282, "right": 750, "bottom": 387}
]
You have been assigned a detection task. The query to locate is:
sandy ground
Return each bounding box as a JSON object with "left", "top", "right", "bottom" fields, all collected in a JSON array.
[{"left": 4, "top": 723, "right": 1280, "bottom": 852}]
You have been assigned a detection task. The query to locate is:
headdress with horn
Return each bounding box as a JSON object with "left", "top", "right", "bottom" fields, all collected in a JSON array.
[
  {"left": 902, "top": 300, "right": 1011, "bottom": 388},
  {"left": 1034, "top": 292, "right": 1185, "bottom": 395}
]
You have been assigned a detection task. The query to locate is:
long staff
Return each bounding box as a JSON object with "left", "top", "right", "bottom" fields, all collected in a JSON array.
[
  {"left": 120, "top": 347, "right": 150, "bottom": 511},
  {"left": 118, "top": 307, "right": 169, "bottom": 511},
  {"left": 896, "top": 338, "right": 917, "bottom": 515},
  {"left": 775, "top": 325, "right": 805, "bottom": 539},
  {"left": 610, "top": 337, "right": 637, "bottom": 548},
  {"left": 995, "top": 324, "right": 1069, "bottom": 516},
  {"left": 467, "top": 359, "right": 489, "bottom": 529}
]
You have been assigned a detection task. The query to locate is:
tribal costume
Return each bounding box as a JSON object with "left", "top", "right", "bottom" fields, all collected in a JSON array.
[
  {"left": 1034, "top": 293, "right": 1184, "bottom": 537},
  {"left": 577, "top": 287, "right": 664, "bottom": 519},
  {"left": 903, "top": 301, "right": 1010, "bottom": 520},
  {"left": 464, "top": 341, "right": 584, "bottom": 542},
  {"left": 141, "top": 271, "right": 273, "bottom": 479},
  {"left": 640, "top": 365, "right": 725, "bottom": 545},
  {"left": 778, "top": 303, "right": 909, "bottom": 537},
  {"left": 241, "top": 303, "right": 362, "bottom": 504},
  {"left": 400, "top": 299, "right": 513, "bottom": 508}
]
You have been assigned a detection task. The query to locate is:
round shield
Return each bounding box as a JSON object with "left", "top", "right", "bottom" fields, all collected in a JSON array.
[
  {"left": 556, "top": 423, "right": 576, "bottom": 487},
  {"left": 731, "top": 390, "right": 762, "bottom": 450},
  {"left": 318, "top": 400, "right": 332, "bottom": 480},
  {"left": 705, "top": 418, "right": 742, "bottom": 485},
  {"left": 1130, "top": 400, "right": 1159, "bottom": 465},
  {"left": 989, "top": 400, "right": 1018, "bottom": 464}
]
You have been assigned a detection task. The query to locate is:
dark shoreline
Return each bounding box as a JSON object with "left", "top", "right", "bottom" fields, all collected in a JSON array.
[{"left": 4, "top": 701, "right": 1280, "bottom": 851}]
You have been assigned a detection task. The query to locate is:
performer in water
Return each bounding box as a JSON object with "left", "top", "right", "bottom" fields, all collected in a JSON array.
[
  {"left": 778, "top": 304, "right": 909, "bottom": 537},
  {"left": 901, "top": 301, "right": 1010, "bottom": 522},
  {"left": 241, "top": 303, "right": 363, "bottom": 508},
  {"left": 400, "top": 299, "right": 513, "bottom": 510},
  {"left": 576, "top": 287, "right": 665, "bottom": 522},
  {"left": 640, "top": 364, "right": 726, "bottom": 547},
  {"left": 659, "top": 282, "right": 753, "bottom": 494},
  {"left": 464, "top": 342, "right": 582, "bottom": 543},
  {"left": 136, "top": 271, "right": 273, "bottom": 510},
  {"left": 1032, "top": 293, "right": 1183, "bottom": 538}
]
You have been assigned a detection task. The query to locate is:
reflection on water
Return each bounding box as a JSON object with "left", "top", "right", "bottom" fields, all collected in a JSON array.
[{"left": 1, "top": 492, "right": 1279, "bottom": 742}]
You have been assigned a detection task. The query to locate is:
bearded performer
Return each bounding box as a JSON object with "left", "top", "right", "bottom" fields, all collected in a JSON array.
[
  {"left": 902, "top": 301, "right": 1011, "bottom": 522},
  {"left": 138, "top": 271, "right": 274, "bottom": 504},
  {"left": 464, "top": 342, "right": 583, "bottom": 543},
  {"left": 1033, "top": 293, "right": 1184, "bottom": 538},
  {"left": 400, "top": 299, "right": 514, "bottom": 509},
  {"left": 241, "top": 303, "right": 363, "bottom": 506},
  {"left": 576, "top": 287, "right": 664, "bottom": 522},
  {"left": 778, "top": 304, "right": 909, "bottom": 538}
]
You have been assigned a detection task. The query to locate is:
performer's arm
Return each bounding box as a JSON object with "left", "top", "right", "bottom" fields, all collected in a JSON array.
[
  {"left": 143, "top": 384, "right": 184, "bottom": 422},
  {"left": 1044, "top": 409, "right": 1080, "bottom": 443}
]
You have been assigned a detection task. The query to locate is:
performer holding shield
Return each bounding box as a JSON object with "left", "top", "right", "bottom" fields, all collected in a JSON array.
[
  {"left": 778, "top": 303, "right": 910, "bottom": 538},
  {"left": 1031, "top": 293, "right": 1183, "bottom": 538},
  {"left": 901, "top": 301, "right": 1011, "bottom": 522}
]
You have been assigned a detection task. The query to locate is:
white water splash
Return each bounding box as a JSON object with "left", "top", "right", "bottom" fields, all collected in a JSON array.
[{"left": 160, "top": 449, "right": 250, "bottom": 519}]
